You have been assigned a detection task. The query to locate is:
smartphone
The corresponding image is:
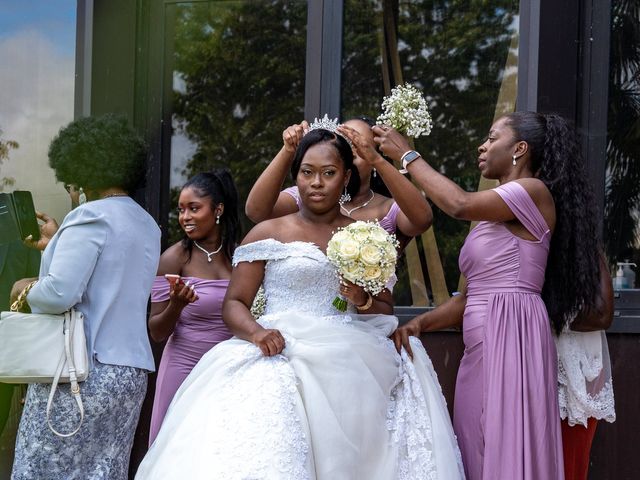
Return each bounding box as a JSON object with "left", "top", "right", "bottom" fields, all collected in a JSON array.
[
  {"left": 12, "top": 191, "right": 40, "bottom": 241},
  {"left": 0, "top": 190, "right": 40, "bottom": 245},
  {"left": 164, "top": 274, "right": 181, "bottom": 289}
]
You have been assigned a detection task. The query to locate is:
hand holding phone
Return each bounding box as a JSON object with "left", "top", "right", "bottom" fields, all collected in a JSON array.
[
  {"left": 165, "top": 274, "right": 198, "bottom": 305},
  {"left": 164, "top": 274, "right": 181, "bottom": 289}
]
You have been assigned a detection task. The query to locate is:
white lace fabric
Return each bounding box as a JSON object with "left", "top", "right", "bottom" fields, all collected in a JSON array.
[
  {"left": 137, "top": 239, "right": 464, "bottom": 479},
  {"left": 556, "top": 329, "right": 616, "bottom": 427}
]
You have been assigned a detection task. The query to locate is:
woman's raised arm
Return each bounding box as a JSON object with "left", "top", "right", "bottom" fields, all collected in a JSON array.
[{"left": 245, "top": 122, "right": 308, "bottom": 222}]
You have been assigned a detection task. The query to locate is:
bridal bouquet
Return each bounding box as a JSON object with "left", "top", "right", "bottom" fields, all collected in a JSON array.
[
  {"left": 377, "top": 83, "right": 433, "bottom": 137},
  {"left": 327, "top": 221, "right": 399, "bottom": 312}
]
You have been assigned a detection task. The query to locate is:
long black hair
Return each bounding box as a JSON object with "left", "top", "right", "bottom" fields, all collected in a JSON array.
[
  {"left": 181, "top": 169, "right": 241, "bottom": 261},
  {"left": 504, "top": 111, "right": 600, "bottom": 333},
  {"left": 290, "top": 128, "right": 361, "bottom": 197}
]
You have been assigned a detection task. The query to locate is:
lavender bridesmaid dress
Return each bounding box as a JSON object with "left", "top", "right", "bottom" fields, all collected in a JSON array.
[
  {"left": 454, "top": 181, "right": 564, "bottom": 479},
  {"left": 148, "top": 277, "right": 232, "bottom": 445}
]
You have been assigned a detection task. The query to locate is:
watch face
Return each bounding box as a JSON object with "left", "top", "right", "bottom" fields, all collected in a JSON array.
[
  {"left": 406, "top": 151, "right": 420, "bottom": 162},
  {"left": 403, "top": 150, "right": 420, "bottom": 167}
]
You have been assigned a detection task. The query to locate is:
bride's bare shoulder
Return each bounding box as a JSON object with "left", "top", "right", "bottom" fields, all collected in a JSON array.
[{"left": 240, "top": 215, "right": 299, "bottom": 245}]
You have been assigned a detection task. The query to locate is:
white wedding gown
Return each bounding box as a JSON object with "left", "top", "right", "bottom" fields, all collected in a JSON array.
[{"left": 136, "top": 239, "right": 465, "bottom": 480}]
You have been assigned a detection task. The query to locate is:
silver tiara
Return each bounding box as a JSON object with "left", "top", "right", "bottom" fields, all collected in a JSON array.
[{"left": 307, "top": 114, "right": 352, "bottom": 145}]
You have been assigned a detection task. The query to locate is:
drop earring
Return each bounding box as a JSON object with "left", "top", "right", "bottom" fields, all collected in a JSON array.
[
  {"left": 216, "top": 214, "right": 221, "bottom": 225},
  {"left": 373, "top": 168, "right": 377, "bottom": 178},
  {"left": 339, "top": 187, "right": 351, "bottom": 206},
  {"left": 79, "top": 187, "right": 87, "bottom": 205},
  {"left": 512, "top": 154, "right": 517, "bottom": 166}
]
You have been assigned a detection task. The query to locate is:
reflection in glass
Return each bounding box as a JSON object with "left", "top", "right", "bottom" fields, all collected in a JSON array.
[
  {"left": 0, "top": 2, "right": 77, "bottom": 474},
  {"left": 604, "top": 0, "right": 640, "bottom": 287},
  {"left": 342, "top": 0, "right": 519, "bottom": 305},
  {"left": 0, "top": 1, "right": 76, "bottom": 223},
  {"left": 166, "top": 1, "right": 307, "bottom": 243}
]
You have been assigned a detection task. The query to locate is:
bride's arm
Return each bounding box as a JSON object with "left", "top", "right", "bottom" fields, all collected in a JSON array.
[
  {"left": 223, "top": 259, "right": 286, "bottom": 357},
  {"left": 340, "top": 279, "right": 394, "bottom": 315}
]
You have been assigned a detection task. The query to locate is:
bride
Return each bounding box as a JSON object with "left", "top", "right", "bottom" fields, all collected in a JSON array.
[{"left": 135, "top": 126, "right": 465, "bottom": 479}]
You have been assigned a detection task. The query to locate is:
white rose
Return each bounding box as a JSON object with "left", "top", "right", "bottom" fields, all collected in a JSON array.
[
  {"left": 369, "top": 228, "right": 389, "bottom": 243},
  {"left": 363, "top": 265, "right": 382, "bottom": 282},
  {"left": 351, "top": 229, "right": 370, "bottom": 243},
  {"left": 360, "top": 244, "right": 383, "bottom": 266},
  {"left": 342, "top": 262, "right": 362, "bottom": 283},
  {"left": 331, "top": 230, "right": 351, "bottom": 243},
  {"left": 337, "top": 239, "right": 360, "bottom": 261},
  {"left": 382, "top": 243, "right": 397, "bottom": 262}
]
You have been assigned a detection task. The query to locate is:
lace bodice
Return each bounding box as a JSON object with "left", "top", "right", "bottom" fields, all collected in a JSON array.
[{"left": 233, "top": 239, "right": 351, "bottom": 317}]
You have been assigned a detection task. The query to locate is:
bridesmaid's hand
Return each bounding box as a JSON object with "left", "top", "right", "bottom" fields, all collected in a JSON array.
[
  {"left": 391, "top": 319, "right": 422, "bottom": 358},
  {"left": 282, "top": 121, "right": 309, "bottom": 153},
  {"left": 336, "top": 124, "right": 381, "bottom": 167},
  {"left": 169, "top": 280, "right": 198, "bottom": 308},
  {"left": 252, "top": 328, "right": 286, "bottom": 356},
  {"left": 371, "top": 125, "right": 413, "bottom": 163}
]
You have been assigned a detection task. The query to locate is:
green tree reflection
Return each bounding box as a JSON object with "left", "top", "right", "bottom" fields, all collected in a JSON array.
[
  {"left": 605, "top": 0, "right": 640, "bottom": 273},
  {"left": 342, "top": 0, "right": 518, "bottom": 291},
  {"left": 169, "top": 1, "right": 307, "bottom": 242}
]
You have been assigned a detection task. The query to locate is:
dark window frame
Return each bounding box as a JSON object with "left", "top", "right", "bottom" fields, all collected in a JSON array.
[{"left": 77, "top": 0, "right": 638, "bottom": 322}]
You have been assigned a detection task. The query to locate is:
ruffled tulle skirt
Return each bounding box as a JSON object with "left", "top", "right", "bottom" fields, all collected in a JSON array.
[{"left": 136, "top": 311, "right": 464, "bottom": 480}]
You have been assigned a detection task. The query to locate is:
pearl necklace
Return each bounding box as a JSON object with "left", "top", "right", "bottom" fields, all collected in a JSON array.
[
  {"left": 340, "top": 190, "right": 375, "bottom": 217},
  {"left": 193, "top": 240, "right": 223, "bottom": 263}
]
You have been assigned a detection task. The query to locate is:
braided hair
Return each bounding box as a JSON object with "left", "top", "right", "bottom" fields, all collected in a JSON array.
[
  {"left": 181, "top": 169, "right": 241, "bottom": 262},
  {"left": 504, "top": 112, "right": 600, "bottom": 333}
]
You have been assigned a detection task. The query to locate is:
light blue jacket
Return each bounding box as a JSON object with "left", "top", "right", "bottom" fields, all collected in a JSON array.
[{"left": 27, "top": 197, "right": 161, "bottom": 371}]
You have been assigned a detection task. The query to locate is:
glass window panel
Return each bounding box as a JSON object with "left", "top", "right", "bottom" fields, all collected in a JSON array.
[
  {"left": 164, "top": 0, "right": 307, "bottom": 243},
  {"left": 0, "top": 2, "right": 76, "bottom": 472},
  {"left": 342, "top": 0, "right": 520, "bottom": 305},
  {"left": 604, "top": 0, "right": 640, "bottom": 288},
  {"left": 0, "top": 1, "right": 77, "bottom": 224}
]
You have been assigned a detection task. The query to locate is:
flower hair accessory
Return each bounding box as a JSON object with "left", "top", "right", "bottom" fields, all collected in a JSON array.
[
  {"left": 307, "top": 114, "right": 352, "bottom": 146},
  {"left": 377, "top": 84, "right": 433, "bottom": 138}
]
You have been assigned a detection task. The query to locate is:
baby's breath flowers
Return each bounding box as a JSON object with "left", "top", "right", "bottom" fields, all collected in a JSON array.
[
  {"left": 377, "top": 84, "right": 433, "bottom": 138},
  {"left": 250, "top": 286, "right": 267, "bottom": 319},
  {"left": 326, "top": 221, "right": 399, "bottom": 312}
]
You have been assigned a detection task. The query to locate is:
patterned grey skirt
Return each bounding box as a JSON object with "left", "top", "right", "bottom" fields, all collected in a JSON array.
[{"left": 11, "top": 360, "right": 147, "bottom": 480}]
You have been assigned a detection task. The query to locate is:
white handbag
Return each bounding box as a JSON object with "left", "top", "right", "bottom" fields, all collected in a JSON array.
[{"left": 0, "top": 308, "right": 88, "bottom": 436}]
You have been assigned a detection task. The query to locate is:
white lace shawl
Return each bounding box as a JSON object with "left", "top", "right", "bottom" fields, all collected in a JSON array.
[{"left": 556, "top": 328, "right": 616, "bottom": 427}]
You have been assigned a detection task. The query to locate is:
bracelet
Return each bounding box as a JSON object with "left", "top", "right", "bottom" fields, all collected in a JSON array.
[
  {"left": 355, "top": 292, "right": 374, "bottom": 311},
  {"left": 10, "top": 280, "right": 37, "bottom": 313}
]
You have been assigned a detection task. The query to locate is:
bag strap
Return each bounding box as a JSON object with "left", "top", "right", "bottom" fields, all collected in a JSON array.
[{"left": 46, "top": 310, "right": 85, "bottom": 437}]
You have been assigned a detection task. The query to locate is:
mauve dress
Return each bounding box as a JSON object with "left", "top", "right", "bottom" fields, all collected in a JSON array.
[
  {"left": 149, "top": 277, "right": 232, "bottom": 445},
  {"left": 454, "top": 181, "right": 564, "bottom": 479}
]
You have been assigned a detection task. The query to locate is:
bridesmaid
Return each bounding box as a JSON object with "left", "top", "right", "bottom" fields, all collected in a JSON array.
[
  {"left": 148, "top": 169, "right": 240, "bottom": 445},
  {"left": 342, "top": 112, "right": 602, "bottom": 479}
]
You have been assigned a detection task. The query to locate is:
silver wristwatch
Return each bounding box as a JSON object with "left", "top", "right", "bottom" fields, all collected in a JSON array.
[{"left": 399, "top": 150, "right": 421, "bottom": 174}]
